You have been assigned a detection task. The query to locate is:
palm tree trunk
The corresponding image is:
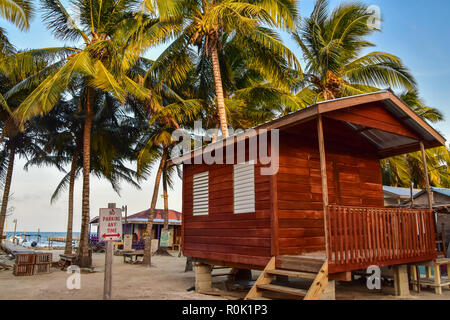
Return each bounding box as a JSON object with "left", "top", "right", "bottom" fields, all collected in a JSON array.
[
  {"left": 64, "top": 151, "right": 78, "bottom": 255},
  {"left": 143, "top": 151, "right": 167, "bottom": 266},
  {"left": 163, "top": 169, "right": 169, "bottom": 231},
  {"left": 0, "top": 147, "right": 15, "bottom": 241},
  {"left": 77, "top": 87, "right": 94, "bottom": 268},
  {"left": 155, "top": 166, "right": 170, "bottom": 256},
  {"left": 210, "top": 46, "right": 229, "bottom": 138}
]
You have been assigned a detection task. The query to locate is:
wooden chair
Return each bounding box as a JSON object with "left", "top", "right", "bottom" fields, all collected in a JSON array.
[{"left": 172, "top": 236, "right": 182, "bottom": 257}]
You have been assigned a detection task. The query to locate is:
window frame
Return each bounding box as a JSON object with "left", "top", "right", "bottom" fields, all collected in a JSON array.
[
  {"left": 192, "top": 171, "right": 209, "bottom": 216},
  {"left": 233, "top": 161, "right": 256, "bottom": 214}
]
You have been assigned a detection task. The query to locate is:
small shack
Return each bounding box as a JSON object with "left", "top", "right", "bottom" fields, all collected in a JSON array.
[
  {"left": 124, "top": 209, "right": 182, "bottom": 246},
  {"left": 173, "top": 90, "right": 446, "bottom": 299},
  {"left": 383, "top": 186, "right": 421, "bottom": 206},
  {"left": 406, "top": 187, "right": 450, "bottom": 208},
  {"left": 400, "top": 187, "right": 450, "bottom": 254},
  {"left": 89, "top": 209, "right": 182, "bottom": 249}
]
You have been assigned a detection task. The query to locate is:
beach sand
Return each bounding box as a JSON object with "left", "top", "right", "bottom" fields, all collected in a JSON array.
[
  {"left": 1, "top": 250, "right": 450, "bottom": 300},
  {"left": 0, "top": 250, "right": 222, "bottom": 300}
]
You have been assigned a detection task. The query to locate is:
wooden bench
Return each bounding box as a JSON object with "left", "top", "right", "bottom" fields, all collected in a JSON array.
[
  {"left": 123, "top": 250, "right": 144, "bottom": 264},
  {"left": 59, "top": 254, "right": 77, "bottom": 270},
  {"left": 409, "top": 258, "right": 450, "bottom": 294}
]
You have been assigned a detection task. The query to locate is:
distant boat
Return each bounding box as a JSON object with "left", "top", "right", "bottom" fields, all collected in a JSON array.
[{"left": 7, "top": 235, "right": 26, "bottom": 246}]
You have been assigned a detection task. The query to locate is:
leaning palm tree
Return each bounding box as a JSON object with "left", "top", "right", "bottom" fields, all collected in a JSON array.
[
  {"left": 11, "top": 0, "right": 156, "bottom": 267},
  {"left": 134, "top": 95, "right": 200, "bottom": 266},
  {"left": 293, "top": 0, "right": 415, "bottom": 102},
  {"left": 149, "top": 0, "right": 300, "bottom": 138},
  {"left": 137, "top": 129, "right": 175, "bottom": 264}
]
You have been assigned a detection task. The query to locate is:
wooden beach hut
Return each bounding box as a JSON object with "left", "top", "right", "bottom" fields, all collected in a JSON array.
[{"left": 172, "top": 90, "right": 447, "bottom": 299}]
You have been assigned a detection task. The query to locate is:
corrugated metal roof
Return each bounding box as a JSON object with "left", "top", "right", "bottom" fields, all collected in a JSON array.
[
  {"left": 383, "top": 186, "right": 421, "bottom": 197},
  {"left": 346, "top": 123, "right": 419, "bottom": 150},
  {"left": 431, "top": 187, "right": 450, "bottom": 197}
]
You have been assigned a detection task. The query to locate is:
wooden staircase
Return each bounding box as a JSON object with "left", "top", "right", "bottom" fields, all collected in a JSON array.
[{"left": 245, "top": 255, "right": 329, "bottom": 300}]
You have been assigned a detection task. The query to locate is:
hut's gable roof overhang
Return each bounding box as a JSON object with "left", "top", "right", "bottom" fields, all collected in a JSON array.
[{"left": 170, "top": 90, "right": 446, "bottom": 164}]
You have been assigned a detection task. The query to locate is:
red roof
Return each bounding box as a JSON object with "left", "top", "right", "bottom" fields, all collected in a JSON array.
[{"left": 127, "top": 209, "right": 182, "bottom": 222}]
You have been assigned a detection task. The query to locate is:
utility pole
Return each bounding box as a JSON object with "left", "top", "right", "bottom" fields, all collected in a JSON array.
[
  {"left": 13, "top": 219, "right": 17, "bottom": 238},
  {"left": 103, "top": 203, "right": 120, "bottom": 300},
  {"left": 122, "top": 205, "right": 128, "bottom": 235}
]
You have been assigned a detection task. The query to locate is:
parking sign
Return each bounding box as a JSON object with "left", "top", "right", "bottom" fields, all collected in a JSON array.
[{"left": 99, "top": 208, "right": 123, "bottom": 241}]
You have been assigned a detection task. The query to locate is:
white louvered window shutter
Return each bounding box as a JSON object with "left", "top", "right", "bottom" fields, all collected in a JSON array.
[
  {"left": 233, "top": 162, "right": 255, "bottom": 214},
  {"left": 193, "top": 171, "right": 209, "bottom": 216}
]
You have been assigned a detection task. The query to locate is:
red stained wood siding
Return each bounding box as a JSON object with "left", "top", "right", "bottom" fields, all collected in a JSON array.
[
  {"left": 276, "top": 118, "right": 384, "bottom": 256},
  {"left": 181, "top": 112, "right": 432, "bottom": 270},
  {"left": 183, "top": 160, "right": 272, "bottom": 267}
]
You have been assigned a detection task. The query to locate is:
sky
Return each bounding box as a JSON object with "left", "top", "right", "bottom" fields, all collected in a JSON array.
[{"left": 2, "top": 0, "right": 450, "bottom": 232}]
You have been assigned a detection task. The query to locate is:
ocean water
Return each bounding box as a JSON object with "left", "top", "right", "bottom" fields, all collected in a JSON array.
[{"left": 5, "top": 231, "right": 81, "bottom": 247}]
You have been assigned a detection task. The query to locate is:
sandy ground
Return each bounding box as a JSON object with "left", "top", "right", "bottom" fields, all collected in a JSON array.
[
  {"left": 0, "top": 250, "right": 222, "bottom": 300},
  {"left": 1, "top": 250, "right": 450, "bottom": 300}
]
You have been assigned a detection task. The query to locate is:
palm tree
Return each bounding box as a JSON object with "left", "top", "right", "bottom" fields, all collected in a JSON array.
[
  {"left": 0, "top": 0, "right": 33, "bottom": 30},
  {"left": 135, "top": 98, "right": 197, "bottom": 265},
  {"left": 28, "top": 99, "right": 80, "bottom": 254},
  {"left": 11, "top": 0, "right": 154, "bottom": 267},
  {"left": 149, "top": 0, "right": 300, "bottom": 138},
  {"left": 293, "top": 0, "right": 415, "bottom": 102},
  {"left": 0, "top": 51, "right": 52, "bottom": 241},
  {"left": 184, "top": 30, "right": 304, "bottom": 131},
  {"left": 26, "top": 93, "right": 141, "bottom": 254},
  {"left": 382, "top": 89, "right": 450, "bottom": 188}
]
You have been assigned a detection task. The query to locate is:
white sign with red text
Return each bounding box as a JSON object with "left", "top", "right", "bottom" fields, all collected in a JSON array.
[{"left": 99, "top": 208, "right": 123, "bottom": 241}]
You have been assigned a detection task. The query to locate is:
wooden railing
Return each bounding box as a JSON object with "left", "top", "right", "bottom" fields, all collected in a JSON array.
[{"left": 327, "top": 205, "right": 436, "bottom": 273}]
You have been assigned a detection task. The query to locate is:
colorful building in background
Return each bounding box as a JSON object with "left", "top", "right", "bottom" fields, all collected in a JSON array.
[{"left": 89, "top": 209, "right": 182, "bottom": 250}]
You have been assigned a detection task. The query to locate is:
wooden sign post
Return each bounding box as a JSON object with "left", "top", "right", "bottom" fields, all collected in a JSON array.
[{"left": 99, "top": 205, "right": 123, "bottom": 300}]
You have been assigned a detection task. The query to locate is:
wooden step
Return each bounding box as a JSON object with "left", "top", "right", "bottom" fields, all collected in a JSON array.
[
  {"left": 276, "top": 255, "right": 325, "bottom": 273},
  {"left": 257, "top": 284, "right": 307, "bottom": 297},
  {"left": 247, "top": 297, "right": 272, "bottom": 300},
  {"left": 266, "top": 269, "right": 316, "bottom": 279}
]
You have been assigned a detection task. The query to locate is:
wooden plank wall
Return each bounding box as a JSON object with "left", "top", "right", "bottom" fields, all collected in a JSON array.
[
  {"left": 182, "top": 114, "right": 395, "bottom": 265},
  {"left": 277, "top": 118, "right": 385, "bottom": 255},
  {"left": 183, "top": 160, "right": 272, "bottom": 267}
]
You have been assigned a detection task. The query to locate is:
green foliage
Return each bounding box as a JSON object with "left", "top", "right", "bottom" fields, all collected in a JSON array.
[{"left": 293, "top": 0, "right": 415, "bottom": 101}]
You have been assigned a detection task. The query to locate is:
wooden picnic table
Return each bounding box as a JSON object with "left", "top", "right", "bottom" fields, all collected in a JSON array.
[
  {"left": 123, "top": 250, "right": 144, "bottom": 264},
  {"left": 59, "top": 254, "right": 77, "bottom": 270}
]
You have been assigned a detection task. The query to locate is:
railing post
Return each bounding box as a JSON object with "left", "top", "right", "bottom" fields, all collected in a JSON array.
[
  {"left": 420, "top": 142, "right": 434, "bottom": 211},
  {"left": 317, "top": 115, "right": 329, "bottom": 259},
  {"left": 420, "top": 141, "right": 436, "bottom": 255}
]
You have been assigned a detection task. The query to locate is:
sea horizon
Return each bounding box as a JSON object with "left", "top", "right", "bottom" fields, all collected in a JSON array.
[{"left": 5, "top": 231, "right": 82, "bottom": 247}]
